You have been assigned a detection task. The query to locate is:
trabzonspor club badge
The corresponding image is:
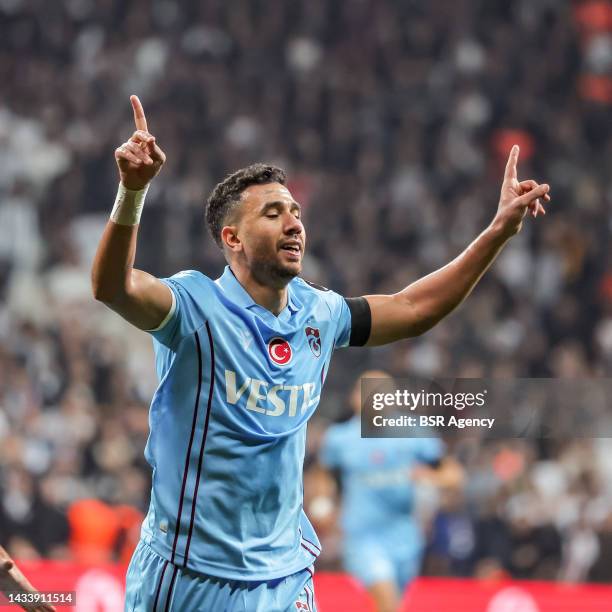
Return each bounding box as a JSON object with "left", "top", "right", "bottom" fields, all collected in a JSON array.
[
  {"left": 305, "top": 326, "right": 321, "bottom": 358},
  {"left": 268, "top": 337, "right": 292, "bottom": 366}
]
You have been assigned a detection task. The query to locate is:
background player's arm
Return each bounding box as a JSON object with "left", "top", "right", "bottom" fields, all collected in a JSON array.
[
  {"left": 91, "top": 96, "right": 172, "bottom": 331},
  {"left": 411, "top": 457, "right": 465, "bottom": 489},
  {"left": 364, "top": 146, "right": 551, "bottom": 346},
  {"left": 0, "top": 546, "right": 55, "bottom": 612}
]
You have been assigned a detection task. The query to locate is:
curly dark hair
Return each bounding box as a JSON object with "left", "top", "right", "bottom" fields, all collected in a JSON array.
[{"left": 206, "top": 163, "right": 287, "bottom": 248}]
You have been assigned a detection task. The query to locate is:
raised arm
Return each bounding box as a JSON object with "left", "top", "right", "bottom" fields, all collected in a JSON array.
[
  {"left": 365, "top": 145, "right": 551, "bottom": 346},
  {"left": 91, "top": 95, "right": 172, "bottom": 330}
]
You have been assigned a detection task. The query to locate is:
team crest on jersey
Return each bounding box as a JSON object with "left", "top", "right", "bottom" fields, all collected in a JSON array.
[
  {"left": 305, "top": 326, "right": 321, "bottom": 358},
  {"left": 295, "top": 601, "right": 310, "bottom": 611},
  {"left": 268, "top": 337, "right": 292, "bottom": 366}
]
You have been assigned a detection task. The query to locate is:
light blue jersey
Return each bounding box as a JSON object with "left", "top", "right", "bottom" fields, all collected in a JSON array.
[
  {"left": 320, "top": 417, "right": 442, "bottom": 587},
  {"left": 140, "top": 265, "right": 362, "bottom": 583}
]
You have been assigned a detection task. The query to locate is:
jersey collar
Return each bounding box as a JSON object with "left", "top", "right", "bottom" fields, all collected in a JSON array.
[{"left": 217, "top": 266, "right": 301, "bottom": 315}]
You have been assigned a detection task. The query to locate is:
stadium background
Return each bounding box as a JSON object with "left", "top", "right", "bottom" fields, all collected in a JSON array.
[{"left": 0, "top": 0, "right": 611, "bottom": 609}]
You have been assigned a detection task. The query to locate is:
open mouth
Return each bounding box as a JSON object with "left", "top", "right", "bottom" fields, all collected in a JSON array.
[{"left": 279, "top": 243, "right": 302, "bottom": 263}]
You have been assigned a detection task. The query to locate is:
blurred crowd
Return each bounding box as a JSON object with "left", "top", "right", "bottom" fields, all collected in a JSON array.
[{"left": 0, "top": 0, "right": 611, "bottom": 586}]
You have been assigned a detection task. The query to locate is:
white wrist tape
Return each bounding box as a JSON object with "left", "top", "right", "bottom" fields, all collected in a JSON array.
[{"left": 110, "top": 183, "right": 149, "bottom": 226}]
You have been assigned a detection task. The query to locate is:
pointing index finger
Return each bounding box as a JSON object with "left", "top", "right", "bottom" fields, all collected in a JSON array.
[
  {"left": 130, "top": 95, "right": 148, "bottom": 132},
  {"left": 504, "top": 144, "right": 519, "bottom": 182}
]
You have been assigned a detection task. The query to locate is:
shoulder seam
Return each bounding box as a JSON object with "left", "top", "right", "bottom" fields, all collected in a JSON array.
[{"left": 301, "top": 278, "right": 330, "bottom": 292}]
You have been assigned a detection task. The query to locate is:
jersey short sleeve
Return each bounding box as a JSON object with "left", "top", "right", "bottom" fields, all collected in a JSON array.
[
  {"left": 147, "top": 269, "right": 206, "bottom": 349},
  {"left": 331, "top": 292, "right": 352, "bottom": 349},
  {"left": 316, "top": 289, "right": 371, "bottom": 349}
]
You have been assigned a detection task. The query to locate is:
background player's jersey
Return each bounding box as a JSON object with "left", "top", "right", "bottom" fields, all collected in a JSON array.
[
  {"left": 141, "top": 266, "right": 358, "bottom": 581},
  {"left": 320, "top": 418, "right": 443, "bottom": 546}
]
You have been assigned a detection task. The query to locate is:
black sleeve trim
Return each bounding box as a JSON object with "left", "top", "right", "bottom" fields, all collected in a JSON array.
[{"left": 345, "top": 297, "right": 371, "bottom": 347}]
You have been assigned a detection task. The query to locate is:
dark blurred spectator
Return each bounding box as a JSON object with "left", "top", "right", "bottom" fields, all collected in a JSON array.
[
  {"left": 427, "top": 488, "right": 478, "bottom": 577},
  {"left": 0, "top": 468, "right": 69, "bottom": 559}
]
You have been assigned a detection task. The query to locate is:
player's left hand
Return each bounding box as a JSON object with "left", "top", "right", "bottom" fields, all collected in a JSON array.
[
  {"left": 0, "top": 550, "right": 56, "bottom": 612},
  {"left": 492, "top": 145, "right": 551, "bottom": 239}
]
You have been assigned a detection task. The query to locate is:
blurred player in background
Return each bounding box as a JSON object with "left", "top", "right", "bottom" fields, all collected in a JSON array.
[
  {"left": 91, "top": 96, "right": 550, "bottom": 611},
  {"left": 319, "top": 371, "right": 463, "bottom": 612},
  {"left": 0, "top": 545, "right": 55, "bottom": 612}
]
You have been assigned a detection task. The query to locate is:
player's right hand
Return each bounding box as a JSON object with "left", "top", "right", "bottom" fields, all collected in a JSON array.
[{"left": 115, "top": 95, "right": 166, "bottom": 191}]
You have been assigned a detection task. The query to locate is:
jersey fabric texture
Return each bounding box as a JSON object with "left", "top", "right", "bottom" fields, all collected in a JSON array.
[
  {"left": 125, "top": 540, "right": 317, "bottom": 612},
  {"left": 320, "top": 417, "right": 443, "bottom": 588},
  {"left": 139, "top": 265, "right": 363, "bottom": 582}
]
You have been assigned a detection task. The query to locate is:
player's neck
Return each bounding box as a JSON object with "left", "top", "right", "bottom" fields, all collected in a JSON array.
[{"left": 230, "top": 265, "right": 288, "bottom": 316}]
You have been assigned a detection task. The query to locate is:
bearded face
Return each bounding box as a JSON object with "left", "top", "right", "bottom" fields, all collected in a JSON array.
[{"left": 222, "top": 183, "right": 306, "bottom": 287}]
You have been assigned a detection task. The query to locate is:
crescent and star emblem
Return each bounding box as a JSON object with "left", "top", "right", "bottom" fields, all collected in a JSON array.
[{"left": 268, "top": 337, "right": 293, "bottom": 366}]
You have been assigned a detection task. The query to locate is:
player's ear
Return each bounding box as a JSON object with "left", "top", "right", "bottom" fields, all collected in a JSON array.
[{"left": 221, "top": 225, "right": 242, "bottom": 252}]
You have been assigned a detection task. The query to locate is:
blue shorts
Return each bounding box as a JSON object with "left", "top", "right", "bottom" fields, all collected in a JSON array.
[
  {"left": 125, "top": 540, "right": 317, "bottom": 612},
  {"left": 343, "top": 538, "right": 422, "bottom": 592}
]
